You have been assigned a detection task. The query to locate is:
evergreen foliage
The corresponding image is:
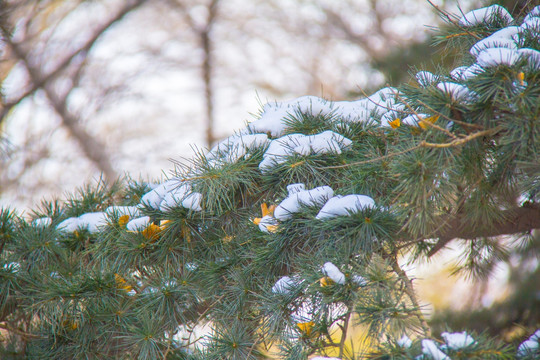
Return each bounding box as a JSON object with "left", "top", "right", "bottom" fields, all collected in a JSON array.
[{"left": 1, "top": 4, "right": 540, "bottom": 359}]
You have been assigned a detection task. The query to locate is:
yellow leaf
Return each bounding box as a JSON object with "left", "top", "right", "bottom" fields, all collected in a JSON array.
[
  {"left": 418, "top": 115, "right": 439, "bottom": 130},
  {"left": 518, "top": 72, "right": 525, "bottom": 86},
  {"left": 297, "top": 321, "right": 315, "bottom": 336},
  {"left": 319, "top": 276, "right": 335, "bottom": 287},
  {"left": 261, "top": 203, "right": 277, "bottom": 217},
  {"left": 118, "top": 215, "right": 130, "bottom": 227},
  {"left": 141, "top": 224, "right": 162, "bottom": 241},
  {"left": 389, "top": 118, "right": 401, "bottom": 129},
  {"left": 115, "top": 273, "right": 133, "bottom": 292}
]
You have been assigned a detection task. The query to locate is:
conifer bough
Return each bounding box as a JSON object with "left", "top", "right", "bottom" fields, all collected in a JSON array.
[{"left": 1, "top": 4, "right": 540, "bottom": 360}]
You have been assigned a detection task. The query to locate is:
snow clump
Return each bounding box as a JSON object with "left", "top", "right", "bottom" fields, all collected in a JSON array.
[
  {"left": 57, "top": 212, "right": 108, "bottom": 234},
  {"left": 272, "top": 276, "right": 300, "bottom": 294},
  {"left": 315, "top": 194, "right": 375, "bottom": 220},
  {"left": 422, "top": 339, "right": 450, "bottom": 360},
  {"left": 321, "top": 262, "right": 345, "bottom": 285},
  {"left": 259, "top": 131, "right": 352, "bottom": 172},
  {"left": 517, "top": 329, "right": 540, "bottom": 357},
  {"left": 274, "top": 185, "right": 334, "bottom": 220},
  {"left": 441, "top": 331, "right": 475, "bottom": 350},
  {"left": 458, "top": 5, "right": 512, "bottom": 27}
]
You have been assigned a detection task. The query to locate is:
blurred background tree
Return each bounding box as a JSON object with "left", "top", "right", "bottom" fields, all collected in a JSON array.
[{"left": 1, "top": 0, "right": 488, "bottom": 209}]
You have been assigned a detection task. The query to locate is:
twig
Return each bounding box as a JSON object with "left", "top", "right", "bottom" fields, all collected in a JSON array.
[
  {"left": 0, "top": 0, "right": 148, "bottom": 124},
  {"left": 388, "top": 88, "right": 457, "bottom": 139},
  {"left": 387, "top": 257, "right": 431, "bottom": 337},
  {"left": 426, "top": 0, "right": 482, "bottom": 40},
  {"left": 338, "top": 308, "right": 352, "bottom": 359},
  {"left": 419, "top": 127, "right": 499, "bottom": 148},
  {"left": 0, "top": 322, "right": 44, "bottom": 339}
]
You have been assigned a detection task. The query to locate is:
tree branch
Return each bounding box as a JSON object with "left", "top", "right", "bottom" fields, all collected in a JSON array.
[
  {"left": 427, "top": 204, "right": 540, "bottom": 256},
  {"left": 0, "top": 0, "right": 148, "bottom": 182},
  {"left": 0, "top": 0, "right": 148, "bottom": 124}
]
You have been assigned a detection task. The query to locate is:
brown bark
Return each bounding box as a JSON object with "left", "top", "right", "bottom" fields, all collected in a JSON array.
[{"left": 426, "top": 204, "right": 540, "bottom": 256}]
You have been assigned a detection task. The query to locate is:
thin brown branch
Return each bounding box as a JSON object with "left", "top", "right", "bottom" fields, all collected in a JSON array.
[
  {"left": 0, "top": 1, "right": 148, "bottom": 181},
  {"left": 426, "top": 0, "right": 482, "bottom": 40},
  {"left": 0, "top": 0, "right": 148, "bottom": 124},
  {"left": 0, "top": 322, "right": 44, "bottom": 339},
  {"left": 388, "top": 256, "right": 431, "bottom": 337},
  {"left": 338, "top": 308, "right": 352, "bottom": 359},
  {"left": 419, "top": 127, "right": 500, "bottom": 148}
]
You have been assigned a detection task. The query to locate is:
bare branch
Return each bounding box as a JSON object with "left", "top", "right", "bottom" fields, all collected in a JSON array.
[{"left": 0, "top": 0, "right": 148, "bottom": 124}]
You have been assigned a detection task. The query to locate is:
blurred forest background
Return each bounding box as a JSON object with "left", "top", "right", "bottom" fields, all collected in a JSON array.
[{"left": 0, "top": 0, "right": 537, "bottom": 342}]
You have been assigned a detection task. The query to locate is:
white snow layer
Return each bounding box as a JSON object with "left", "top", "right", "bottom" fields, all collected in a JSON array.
[
  {"left": 477, "top": 48, "right": 521, "bottom": 67},
  {"left": 321, "top": 262, "right": 345, "bottom": 285},
  {"left": 518, "top": 48, "right": 540, "bottom": 70},
  {"left": 470, "top": 37, "right": 517, "bottom": 57},
  {"left": 206, "top": 133, "right": 270, "bottom": 163},
  {"left": 126, "top": 216, "right": 151, "bottom": 231},
  {"left": 524, "top": 6, "right": 540, "bottom": 22},
  {"left": 180, "top": 192, "right": 203, "bottom": 212},
  {"left": 458, "top": 5, "right": 512, "bottom": 26},
  {"left": 141, "top": 179, "right": 179, "bottom": 209},
  {"left": 259, "top": 131, "right": 352, "bottom": 172},
  {"left": 441, "top": 331, "right": 475, "bottom": 350},
  {"left": 272, "top": 276, "right": 298, "bottom": 294},
  {"left": 57, "top": 212, "right": 108, "bottom": 233},
  {"left": 140, "top": 180, "right": 203, "bottom": 212},
  {"left": 315, "top": 194, "right": 375, "bottom": 220},
  {"left": 422, "top": 339, "right": 450, "bottom": 360},
  {"left": 247, "top": 89, "right": 399, "bottom": 137},
  {"left": 437, "top": 82, "right": 476, "bottom": 102},
  {"left": 415, "top": 71, "right": 437, "bottom": 86},
  {"left": 397, "top": 335, "right": 412, "bottom": 348},
  {"left": 159, "top": 184, "right": 192, "bottom": 211},
  {"left": 517, "top": 329, "right": 540, "bottom": 357},
  {"left": 352, "top": 274, "right": 368, "bottom": 287},
  {"left": 274, "top": 185, "right": 334, "bottom": 221}
]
